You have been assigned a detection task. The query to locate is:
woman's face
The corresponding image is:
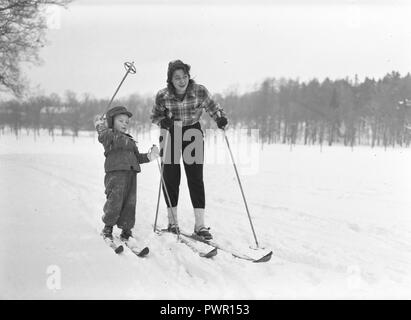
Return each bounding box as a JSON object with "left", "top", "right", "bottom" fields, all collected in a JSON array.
[{"left": 172, "top": 69, "right": 189, "bottom": 94}]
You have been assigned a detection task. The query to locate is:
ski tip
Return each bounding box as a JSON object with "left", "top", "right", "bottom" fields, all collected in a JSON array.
[
  {"left": 115, "top": 245, "right": 124, "bottom": 254},
  {"left": 253, "top": 250, "right": 273, "bottom": 263},
  {"left": 137, "top": 247, "right": 149, "bottom": 257},
  {"left": 200, "top": 247, "right": 218, "bottom": 258}
]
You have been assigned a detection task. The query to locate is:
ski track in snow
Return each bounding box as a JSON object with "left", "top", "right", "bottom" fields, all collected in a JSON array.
[{"left": 1, "top": 131, "right": 411, "bottom": 299}]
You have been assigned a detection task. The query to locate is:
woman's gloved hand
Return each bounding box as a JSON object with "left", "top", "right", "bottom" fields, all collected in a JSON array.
[
  {"left": 216, "top": 116, "right": 228, "bottom": 129},
  {"left": 160, "top": 117, "right": 173, "bottom": 130}
]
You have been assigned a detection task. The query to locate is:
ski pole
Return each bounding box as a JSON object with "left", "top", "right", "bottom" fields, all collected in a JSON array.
[
  {"left": 107, "top": 61, "right": 136, "bottom": 110},
  {"left": 222, "top": 129, "right": 260, "bottom": 248},
  {"left": 153, "top": 129, "right": 169, "bottom": 231},
  {"left": 153, "top": 129, "right": 180, "bottom": 238},
  {"left": 153, "top": 167, "right": 163, "bottom": 232}
]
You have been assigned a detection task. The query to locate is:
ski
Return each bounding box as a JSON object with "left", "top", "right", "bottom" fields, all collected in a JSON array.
[
  {"left": 179, "top": 235, "right": 218, "bottom": 258},
  {"left": 115, "top": 235, "right": 149, "bottom": 257},
  {"left": 179, "top": 230, "right": 272, "bottom": 263},
  {"left": 103, "top": 236, "right": 124, "bottom": 254},
  {"left": 155, "top": 227, "right": 217, "bottom": 259}
]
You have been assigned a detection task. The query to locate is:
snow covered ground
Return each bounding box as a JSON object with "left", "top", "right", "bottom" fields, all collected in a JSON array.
[{"left": 1, "top": 128, "right": 411, "bottom": 299}]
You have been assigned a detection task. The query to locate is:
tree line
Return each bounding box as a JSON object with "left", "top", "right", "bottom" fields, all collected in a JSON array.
[
  {"left": 1, "top": 71, "right": 411, "bottom": 148},
  {"left": 215, "top": 71, "right": 411, "bottom": 148},
  {"left": 0, "top": 90, "right": 153, "bottom": 139}
]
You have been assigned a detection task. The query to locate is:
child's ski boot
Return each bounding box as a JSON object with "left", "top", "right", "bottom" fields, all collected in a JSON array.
[
  {"left": 120, "top": 229, "right": 133, "bottom": 241},
  {"left": 101, "top": 225, "right": 114, "bottom": 240}
]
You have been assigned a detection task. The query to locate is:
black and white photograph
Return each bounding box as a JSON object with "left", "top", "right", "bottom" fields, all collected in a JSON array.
[{"left": 0, "top": 0, "right": 410, "bottom": 302}]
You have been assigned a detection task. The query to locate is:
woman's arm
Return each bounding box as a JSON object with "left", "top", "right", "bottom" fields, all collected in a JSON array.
[
  {"left": 150, "top": 90, "right": 169, "bottom": 126},
  {"left": 200, "top": 85, "right": 226, "bottom": 121}
]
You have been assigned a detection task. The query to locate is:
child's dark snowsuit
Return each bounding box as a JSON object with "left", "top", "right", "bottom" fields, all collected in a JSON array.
[{"left": 96, "top": 124, "right": 149, "bottom": 230}]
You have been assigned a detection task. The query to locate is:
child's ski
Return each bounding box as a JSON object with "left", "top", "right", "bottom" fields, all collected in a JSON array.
[
  {"left": 126, "top": 243, "right": 150, "bottom": 257},
  {"left": 155, "top": 227, "right": 217, "bottom": 258},
  {"left": 103, "top": 236, "right": 124, "bottom": 254},
  {"left": 115, "top": 236, "right": 149, "bottom": 257}
]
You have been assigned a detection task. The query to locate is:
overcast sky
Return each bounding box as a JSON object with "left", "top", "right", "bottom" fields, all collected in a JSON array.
[{"left": 20, "top": 0, "right": 411, "bottom": 100}]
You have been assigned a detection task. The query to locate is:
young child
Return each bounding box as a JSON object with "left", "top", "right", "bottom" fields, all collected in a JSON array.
[{"left": 94, "top": 105, "right": 159, "bottom": 241}]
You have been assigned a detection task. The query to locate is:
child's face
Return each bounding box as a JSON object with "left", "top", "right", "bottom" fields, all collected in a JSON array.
[{"left": 113, "top": 114, "right": 130, "bottom": 133}]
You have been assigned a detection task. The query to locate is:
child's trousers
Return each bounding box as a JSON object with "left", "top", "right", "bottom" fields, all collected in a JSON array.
[{"left": 103, "top": 170, "right": 137, "bottom": 230}]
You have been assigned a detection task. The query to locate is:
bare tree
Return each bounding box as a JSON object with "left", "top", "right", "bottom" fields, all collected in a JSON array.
[{"left": 0, "top": 0, "right": 71, "bottom": 97}]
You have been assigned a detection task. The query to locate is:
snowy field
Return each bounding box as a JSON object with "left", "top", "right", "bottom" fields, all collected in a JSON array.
[{"left": 1, "top": 128, "right": 411, "bottom": 299}]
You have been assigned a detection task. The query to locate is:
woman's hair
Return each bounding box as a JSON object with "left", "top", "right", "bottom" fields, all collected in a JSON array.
[{"left": 167, "top": 59, "right": 195, "bottom": 94}]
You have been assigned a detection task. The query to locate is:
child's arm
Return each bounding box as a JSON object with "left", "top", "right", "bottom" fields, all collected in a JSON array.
[
  {"left": 134, "top": 146, "right": 150, "bottom": 164},
  {"left": 134, "top": 145, "right": 160, "bottom": 164},
  {"left": 94, "top": 114, "right": 114, "bottom": 147}
]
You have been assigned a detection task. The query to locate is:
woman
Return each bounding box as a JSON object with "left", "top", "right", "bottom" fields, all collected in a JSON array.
[{"left": 151, "top": 60, "right": 228, "bottom": 240}]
